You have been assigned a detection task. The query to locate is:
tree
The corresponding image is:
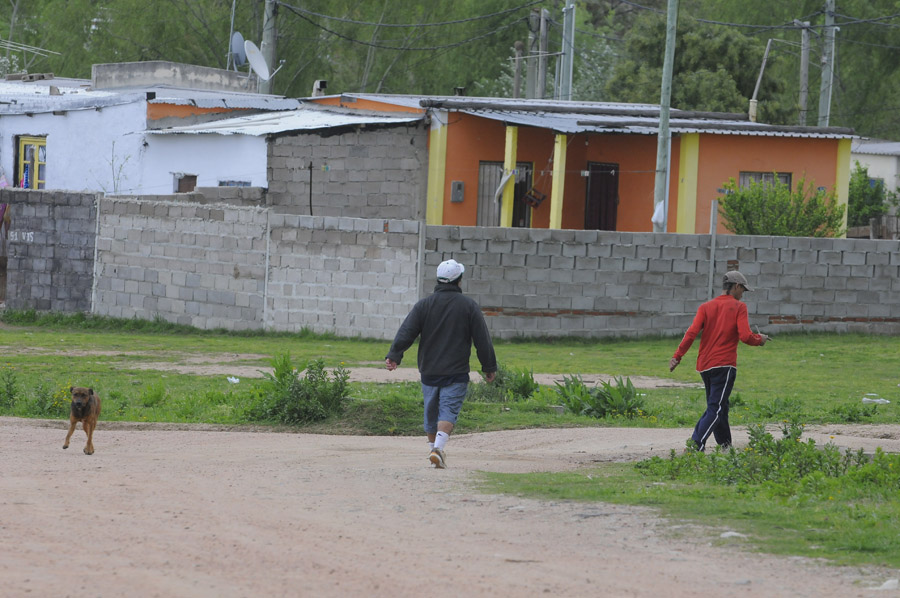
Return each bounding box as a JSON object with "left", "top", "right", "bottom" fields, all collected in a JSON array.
[
  {"left": 718, "top": 177, "right": 845, "bottom": 237},
  {"left": 603, "top": 11, "right": 791, "bottom": 120},
  {"left": 848, "top": 161, "right": 897, "bottom": 227}
]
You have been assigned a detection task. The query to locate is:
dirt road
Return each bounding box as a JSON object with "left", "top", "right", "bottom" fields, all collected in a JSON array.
[{"left": 2, "top": 417, "right": 899, "bottom": 597}]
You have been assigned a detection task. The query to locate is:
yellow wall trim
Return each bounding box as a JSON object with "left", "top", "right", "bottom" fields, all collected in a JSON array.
[
  {"left": 501, "top": 126, "right": 518, "bottom": 227},
  {"left": 425, "top": 113, "right": 448, "bottom": 224},
  {"left": 676, "top": 133, "right": 699, "bottom": 233},
  {"left": 549, "top": 134, "right": 567, "bottom": 229},
  {"left": 835, "top": 138, "right": 851, "bottom": 238}
]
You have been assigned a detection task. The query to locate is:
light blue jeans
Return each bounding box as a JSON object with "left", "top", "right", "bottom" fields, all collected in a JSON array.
[{"left": 421, "top": 382, "right": 468, "bottom": 434}]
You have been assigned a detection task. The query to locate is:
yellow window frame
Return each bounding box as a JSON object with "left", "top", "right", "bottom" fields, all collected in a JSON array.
[{"left": 17, "top": 135, "right": 47, "bottom": 190}]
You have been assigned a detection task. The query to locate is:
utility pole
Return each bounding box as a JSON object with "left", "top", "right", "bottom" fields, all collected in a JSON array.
[
  {"left": 652, "top": 0, "right": 679, "bottom": 233},
  {"left": 558, "top": 4, "right": 576, "bottom": 101},
  {"left": 525, "top": 9, "right": 539, "bottom": 99},
  {"left": 796, "top": 20, "right": 810, "bottom": 125},
  {"left": 260, "top": 0, "right": 277, "bottom": 94},
  {"left": 513, "top": 41, "right": 524, "bottom": 99},
  {"left": 818, "top": 0, "right": 836, "bottom": 126},
  {"left": 537, "top": 9, "right": 550, "bottom": 99}
]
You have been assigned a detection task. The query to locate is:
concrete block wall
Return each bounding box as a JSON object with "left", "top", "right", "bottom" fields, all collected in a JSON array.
[
  {"left": 5, "top": 190, "right": 900, "bottom": 340},
  {"left": 265, "top": 123, "right": 428, "bottom": 220},
  {"left": 714, "top": 235, "right": 900, "bottom": 334},
  {"left": 1, "top": 189, "right": 97, "bottom": 312},
  {"left": 93, "top": 196, "right": 269, "bottom": 330},
  {"left": 266, "top": 215, "right": 420, "bottom": 338},
  {"left": 426, "top": 225, "right": 900, "bottom": 339}
]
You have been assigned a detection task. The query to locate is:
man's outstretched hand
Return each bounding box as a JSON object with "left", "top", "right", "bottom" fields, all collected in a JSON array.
[
  {"left": 385, "top": 358, "right": 398, "bottom": 371},
  {"left": 669, "top": 357, "right": 680, "bottom": 372},
  {"left": 484, "top": 371, "right": 496, "bottom": 383}
]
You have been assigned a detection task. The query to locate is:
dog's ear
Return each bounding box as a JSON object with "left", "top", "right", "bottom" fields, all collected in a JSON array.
[
  {"left": 89, "top": 388, "right": 94, "bottom": 396},
  {"left": 70, "top": 386, "right": 74, "bottom": 393}
]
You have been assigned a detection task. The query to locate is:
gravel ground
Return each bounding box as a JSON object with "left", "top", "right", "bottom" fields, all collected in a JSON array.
[{"left": 2, "top": 416, "right": 899, "bottom": 597}]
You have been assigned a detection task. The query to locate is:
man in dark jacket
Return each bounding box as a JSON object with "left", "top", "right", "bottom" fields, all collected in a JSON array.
[{"left": 385, "top": 259, "right": 497, "bottom": 468}]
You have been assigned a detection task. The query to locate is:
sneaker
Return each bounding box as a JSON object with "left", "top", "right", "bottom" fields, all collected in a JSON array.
[{"left": 429, "top": 448, "right": 446, "bottom": 469}]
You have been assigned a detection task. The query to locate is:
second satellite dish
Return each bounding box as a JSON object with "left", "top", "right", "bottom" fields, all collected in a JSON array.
[
  {"left": 231, "top": 31, "right": 246, "bottom": 67},
  {"left": 244, "top": 40, "right": 270, "bottom": 81}
]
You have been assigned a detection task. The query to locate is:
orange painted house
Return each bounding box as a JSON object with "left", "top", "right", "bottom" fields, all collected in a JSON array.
[{"left": 310, "top": 94, "right": 854, "bottom": 235}]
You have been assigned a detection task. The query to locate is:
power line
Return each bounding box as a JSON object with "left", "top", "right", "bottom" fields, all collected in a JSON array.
[
  {"left": 275, "top": 1, "right": 541, "bottom": 28},
  {"left": 616, "top": 0, "right": 900, "bottom": 32},
  {"left": 281, "top": 4, "right": 528, "bottom": 52}
]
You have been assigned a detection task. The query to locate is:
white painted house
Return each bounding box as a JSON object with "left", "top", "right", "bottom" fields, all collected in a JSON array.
[
  {"left": 851, "top": 138, "right": 900, "bottom": 195},
  {"left": 0, "top": 62, "right": 299, "bottom": 195}
]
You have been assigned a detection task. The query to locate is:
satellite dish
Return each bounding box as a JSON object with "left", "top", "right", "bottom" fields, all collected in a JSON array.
[
  {"left": 231, "top": 31, "right": 246, "bottom": 67},
  {"left": 244, "top": 40, "right": 270, "bottom": 81}
]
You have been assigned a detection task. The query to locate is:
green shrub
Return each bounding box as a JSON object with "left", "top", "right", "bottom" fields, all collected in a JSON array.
[
  {"left": 828, "top": 402, "right": 878, "bottom": 423},
  {"left": 848, "top": 161, "right": 898, "bottom": 227},
  {"left": 637, "top": 422, "right": 874, "bottom": 490},
  {"left": 467, "top": 365, "right": 539, "bottom": 403},
  {"left": 139, "top": 382, "right": 168, "bottom": 407},
  {"left": 250, "top": 355, "right": 350, "bottom": 424},
  {"left": 555, "top": 375, "right": 646, "bottom": 418},
  {"left": 718, "top": 176, "right": 845, "bottom": 237},
  {"left": 0, "top": 366, "right": 18, "bottom": 409},
  {"left": 750, "top": 396, "right": 803, "bottom": 420}
]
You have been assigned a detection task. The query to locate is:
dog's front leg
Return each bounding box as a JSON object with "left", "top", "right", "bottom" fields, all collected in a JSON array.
[
  {"left": 63, "top": 419, "right": 77, "bottom": 450},
  {"left": 83, "top": 421, "right": 95, "bottom": 455}
]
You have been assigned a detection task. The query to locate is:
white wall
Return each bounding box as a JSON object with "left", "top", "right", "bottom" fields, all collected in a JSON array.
[
  {"left": 0, "top": 101, "right": 146, "bottom": 193},
  {"left": 851, "top": 153, "right": 900, "bottom": 193},
  {"left": 141, "top": 133, "right": 268, "bottom": 194}
]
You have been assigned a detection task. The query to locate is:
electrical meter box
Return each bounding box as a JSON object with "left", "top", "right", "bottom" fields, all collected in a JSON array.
[{"left": 450, "top": 180, "right": 464, "bottom": 203}]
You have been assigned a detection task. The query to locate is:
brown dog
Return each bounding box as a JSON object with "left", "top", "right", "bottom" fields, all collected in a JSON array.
[{"left": 63, "top": 387, "right": 101, "bottom": 455}]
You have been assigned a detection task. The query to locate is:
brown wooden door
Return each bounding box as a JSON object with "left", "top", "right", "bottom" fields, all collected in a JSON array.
[{"left": 584, "top": 162, "right": 618, "bottom": 231}]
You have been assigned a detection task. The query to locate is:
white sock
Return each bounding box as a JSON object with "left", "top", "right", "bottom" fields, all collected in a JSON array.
[
  {"left": 427, "top": 442, "right": 434, "bottom": 450},
  {"left": 434, "top": 431, "right": 449, "bottom": 450}
]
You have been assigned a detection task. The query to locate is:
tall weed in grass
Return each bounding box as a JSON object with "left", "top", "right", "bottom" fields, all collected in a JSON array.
[
  {"left": 0, "top": 365, "right": 18, "bottom": 409},
  {"left": 249, "top": 355, "right": 350, "bottom": 424},
  {"left": 637, "top": 422, "right": 872, "bottom": 489},
  {"left": 466, "top": 365, "right": 539, "bottom": 403},
  {"left": 555, "top": 375, "right": 646, "bottom": 419}
]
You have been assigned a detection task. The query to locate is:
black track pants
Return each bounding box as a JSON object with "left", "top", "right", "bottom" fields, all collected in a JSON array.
[{"left": 692, "top": 366, "right": 736, "bottom": 451}]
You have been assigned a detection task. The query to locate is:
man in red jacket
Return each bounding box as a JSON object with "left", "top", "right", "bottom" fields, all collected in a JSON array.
[{"left": 670, "top": 271, "right": 770, "bottom": 451}]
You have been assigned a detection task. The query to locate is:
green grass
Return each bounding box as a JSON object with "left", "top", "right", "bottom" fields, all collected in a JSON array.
[
  {"left": 479, "top": 424, "right": 900, "bottom": 569},
  {"left": 2, "top": 312, "right": 898, "bottom": 569},
  {"left": 0, "top": 312, "right": 897, "bottom": 428}
]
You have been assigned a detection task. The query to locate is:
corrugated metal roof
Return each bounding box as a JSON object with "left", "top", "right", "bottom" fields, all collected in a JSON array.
[
  {"left": 323, "top": 93, "right": 853, "bottom": 139},
  {"left": 330, "top": 93, "right": 661, "bottom": 113},
  {"left": 150, "top": 106, "right": 424, "bottom": 136},
  {"left": 0, "top": 79, "right": 143, "bottom": 114},
  {"left": 146, "top": 87, "right": 301, "bottom": 110},
  {"left": 852, "top": 139, "right": 900, "bottom": 156},
  {"left": 460, "top": 108, "right": 852, "bottom": 139},
  {"left": 0, "top": 78, "right": 298, "bottom": 114}
]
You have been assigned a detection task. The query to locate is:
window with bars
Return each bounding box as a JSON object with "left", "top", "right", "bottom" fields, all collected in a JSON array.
[{"left": 738, "top": 171, "right": 792, "bottom": 188}]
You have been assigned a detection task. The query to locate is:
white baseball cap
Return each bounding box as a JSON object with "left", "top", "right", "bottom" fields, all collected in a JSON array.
[{"left": 436, "top": 259, "right": 465, "bottom": 282}]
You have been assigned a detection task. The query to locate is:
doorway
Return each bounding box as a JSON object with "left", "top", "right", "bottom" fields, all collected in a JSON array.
[
  {"left": 477, "top": 161, "right": 534, "bottom": 227},
  {"left": 584, "top": 162, "right": 619, "bottom": 231}
]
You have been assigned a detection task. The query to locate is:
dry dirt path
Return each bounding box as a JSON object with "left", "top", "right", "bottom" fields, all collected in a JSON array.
[{"left": 2, "top": 417, "right": 899, "bottom": 598}]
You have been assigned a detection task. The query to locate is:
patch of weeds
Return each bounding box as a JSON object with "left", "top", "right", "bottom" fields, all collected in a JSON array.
[
  {"left": 750, "top": 396, "right": 803, "bottom": 420},
  {"left": 249, "top": 355, "right": 350, "bottom": 424},
  {"left": 0, "top": 365, "right": 18, "bottom": 409},
  {"left": 554, "top": 375, "right": 647, "bottom": 419},
  {"left": 27, "top": 381, "right": 71, "bottom": 417},
  {"left": 139, "top": 382, "right": 168, "bottom": 407},
  {"left": 467, "top": 365, "right": 539, "bottom": 403},
  {"left": 105, "top": 390, "right": 129, "bottom": 418},
  {"left": 827, "top": 402, "right": 878, "bottom": 423}
]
